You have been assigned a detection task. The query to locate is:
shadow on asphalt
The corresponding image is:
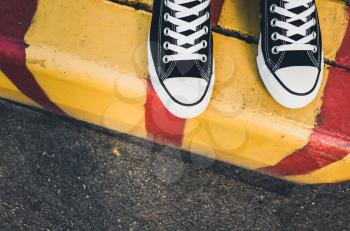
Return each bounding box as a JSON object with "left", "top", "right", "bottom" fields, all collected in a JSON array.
[{"left": 0, "top": 99, "right": 349, "bottom": 230}]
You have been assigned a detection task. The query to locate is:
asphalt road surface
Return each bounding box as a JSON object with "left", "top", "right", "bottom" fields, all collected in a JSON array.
[{"left": 0, "top": 99, "right": 349, "bottom": 230}]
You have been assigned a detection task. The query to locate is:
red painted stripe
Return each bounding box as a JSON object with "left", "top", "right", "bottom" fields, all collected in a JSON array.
[
  {"left": 211, "top": 0, "right": 225, "bottom": 26},
  {"left": 259, "top": 8, "right": 350, "bottom": 177},
  {"left": 0, "top": 0, "right": 65, "bottom": 114},
  {"left": 145, "top": 0, "right": 225, "bottom": 147},
  {"left": 145, "top": 80, "right": 186, "bottom": 147},
  {"left": 336, "top": 8, "right": 350, "bottom": 69},
  {"left": 259, "top": 124, "right": 350, "bottom": 177}
]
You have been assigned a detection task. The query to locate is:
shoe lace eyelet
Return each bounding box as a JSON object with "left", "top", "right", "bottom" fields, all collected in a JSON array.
[
  {"left": 312, "top": 46, "right": 318, "bottom": 53},
  {"left": 272, "top": 46, "right": 279, "bottom": 55},
  {"left": 163, "top": 56, "right": 170, "bottom": 63},
  {"left": 163, "top": 42, "right": 170, "bottom": 50},
  {"left": 271, "top": 32, "right": 278, "bottom": 41},
  {"left": 271, "top": 18, "right": 278, "bottom": 27},
  {"left": 270, "top": 4, "right": 277, "bottom": 13},
  {"left": 312, "top": 18, "right": 316, "bottom": 26},
  {"left": 203, "top": 26, "right": 209, "bottom": 34},
  {"left": 312, "top": 31, "right": 317, "bottom": 39},
  {"left": 205, "top": 12, "right": 210, "bottom": 20},
  {"left": 201, "top": 40, "right": 207, "bottom": 48},
  {"left": 201, "top": 55, "right": 207, "bottom": 63},
  {"left": 164, "top": 13, "right": 170, "bottom": 21},
  {"left": 164, "top": 27, "right": 169, "bottom": 36}
]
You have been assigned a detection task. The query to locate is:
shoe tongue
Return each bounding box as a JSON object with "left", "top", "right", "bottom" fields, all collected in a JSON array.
[
  {"left": 168, "top": 60, "right": 202, "bottom": 79},
  {"left": 277, "top": 2, "right": 316, "bottom": 68},
  {"left": 172, "top": 1, "right": 207, "bottom": 50},
  {"left": 175, "top": 0, "right": 204, "bottom": 25},
  {"left": 279, "top": 51, "right": 315, "bottom": 69},
  {"left": 180, "top": 0, "right": 201, "bottom": 9},
  {"left": 282, "top": 3, "right": 312, "bottom": 41}
]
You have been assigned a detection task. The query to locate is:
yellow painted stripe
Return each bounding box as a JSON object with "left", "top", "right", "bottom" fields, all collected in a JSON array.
[
  {"left": 25, "top": 1, "right": 149, "bottom": 138},
  {"left": 286, "top": 154, "right": 350, "bottom": 184},
  {"left": 183, "top": 33, "right": 329, "bottom": 169},
  {"left": 0, "top": 71, "right": 40, "bottom": 108}
]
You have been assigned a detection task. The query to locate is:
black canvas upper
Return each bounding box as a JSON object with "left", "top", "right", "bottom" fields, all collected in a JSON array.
[
  {"left": 260, "top": 0, "right": 322, "bottom": 73},
  {"left": 149, "top": 0, "right": 213, "bottom": 84}
]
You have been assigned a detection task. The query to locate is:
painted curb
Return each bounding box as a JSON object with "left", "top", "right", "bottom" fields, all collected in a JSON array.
[{"left": 1, "top": 0, "right": 350, "bottom": 184}]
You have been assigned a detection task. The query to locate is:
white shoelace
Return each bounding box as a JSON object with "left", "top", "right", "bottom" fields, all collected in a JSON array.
[
  {"left": 162, "top": 0, "right": 210, "bottom": 63},
  {"left": 270, "top": 0, "right": 317, "bottom": 54}
]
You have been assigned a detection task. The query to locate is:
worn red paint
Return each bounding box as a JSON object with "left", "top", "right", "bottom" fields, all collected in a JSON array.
[
  {"left": 145, "top": 80, "right": 186, "bottom": 147},
  {"left": 336, "top": 9, "right": 350, "bottom": 69},
  {"left": 259, "top": 121, "right": 350, "bottom": 176},
  {"left": 259, "top": 8, "right": 350, "bottom": 177},
  {"left": 0, "top": 0, "right": 65, "bottom": 114},
  {"left": 145, "top": 1, "right": 225, "bottom": 147},
  {"left": 211, "top": 0, "right": 225, "bottom": 26}
]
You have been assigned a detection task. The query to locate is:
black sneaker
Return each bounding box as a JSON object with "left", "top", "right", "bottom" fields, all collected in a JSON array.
[
  {"left": 257, "top": 0, "right": 324, "bottom": 108},
  {"left": 148, "top": 0, "right": 214, "bottom": 118}
]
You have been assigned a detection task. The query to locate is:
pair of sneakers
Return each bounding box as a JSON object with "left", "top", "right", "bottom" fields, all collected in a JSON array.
[{"left": 148, "top": 0, "right": 324, "bottom": 118}]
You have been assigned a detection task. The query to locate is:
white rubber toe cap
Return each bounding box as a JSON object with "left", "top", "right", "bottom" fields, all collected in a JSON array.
[
  {"left": 163, "top": 77, "right": 208, "bottom": 105},
  {"left": 275, "top": 66, "right": 319, "bottom": 94}
]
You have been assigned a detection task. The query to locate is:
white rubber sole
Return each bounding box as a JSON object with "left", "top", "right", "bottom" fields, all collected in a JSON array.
[
  {"left": 147, "top": 38, "right": 215, "bottom": 119},
  {"left": 256, "top": 37, "right": 324, "bottom": 109}
]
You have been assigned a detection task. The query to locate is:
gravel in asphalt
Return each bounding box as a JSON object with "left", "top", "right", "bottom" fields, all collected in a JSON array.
[{"left": 0, "top": 99, "right": 349, "bottom": 230}]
